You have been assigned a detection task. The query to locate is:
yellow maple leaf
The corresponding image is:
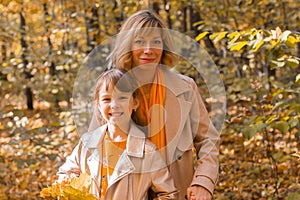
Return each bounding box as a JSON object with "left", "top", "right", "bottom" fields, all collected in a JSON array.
[{"left": 70, "top": 172, "right": 91, "bottom": 192}]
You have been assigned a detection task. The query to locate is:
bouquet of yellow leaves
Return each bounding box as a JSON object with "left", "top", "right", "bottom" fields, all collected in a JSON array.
[{"left": 40, "top": 173, "right": 98, "bottom": 200}]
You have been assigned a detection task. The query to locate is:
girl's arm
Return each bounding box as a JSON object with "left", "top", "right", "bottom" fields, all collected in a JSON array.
[{"left": 57, "top": 142, "right": 83, "bottom": 182}]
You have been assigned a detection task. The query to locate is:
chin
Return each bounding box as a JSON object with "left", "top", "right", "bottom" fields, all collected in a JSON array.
[
  {"left": 136, "top": 63, "right": 158, "bottom": 70},
  {"left": 110, "top": 119, "right": 129, "bottom": 126}
]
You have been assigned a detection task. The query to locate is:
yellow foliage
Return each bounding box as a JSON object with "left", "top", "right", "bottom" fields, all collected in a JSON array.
[{"left": 40, "top": 173, "right": 98, "bottom": 200}]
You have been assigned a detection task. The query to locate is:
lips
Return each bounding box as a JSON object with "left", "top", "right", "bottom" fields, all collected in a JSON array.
[
  {"left": 140, "top": 58, "right": 156, "bottom": 63},
  {"left": 109, "top": 112, "right": 123, "bottom": 117}
]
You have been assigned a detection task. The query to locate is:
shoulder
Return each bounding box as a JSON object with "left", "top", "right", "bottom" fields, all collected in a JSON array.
[
  {"left": 162, "top": 67, "right": 197, "bottom": 96},
  {"left": 163, "top": 67, "right": 195, "bottom": 85},
  {"left": 80, "top": 125, "right": 106, "bottom": 148}
]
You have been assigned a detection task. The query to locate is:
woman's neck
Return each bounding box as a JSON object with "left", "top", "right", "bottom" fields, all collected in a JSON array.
[{"left": 132, "top": 64, "right": 157, "bottom": 85}]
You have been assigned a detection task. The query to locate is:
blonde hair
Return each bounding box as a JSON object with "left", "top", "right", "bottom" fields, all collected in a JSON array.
[{"left": 108, "top": 10, "right": 177, "bottom": 70}]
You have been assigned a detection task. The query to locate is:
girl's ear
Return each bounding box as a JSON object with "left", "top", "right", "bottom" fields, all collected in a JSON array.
[{"left": 133, "top": 98, "right": 140, "bottom": 111}]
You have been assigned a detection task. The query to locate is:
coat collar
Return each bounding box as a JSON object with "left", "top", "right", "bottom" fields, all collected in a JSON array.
[
  {"left": 161, "top": 66, "right": 191, "bottom": 96},
  {"left": 126, "top": 123, "right": 145, "bottom": 158},
  {"left": 81, "top": 123, "right": 146, "bottom": 158},
  {"left": 81, "top": 124, "right": 107, "bottom": 148}
]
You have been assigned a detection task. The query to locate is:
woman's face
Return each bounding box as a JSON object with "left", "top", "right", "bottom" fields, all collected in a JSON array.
[{"left": 131, "top": 31, "right": 163, "bottom": 68}]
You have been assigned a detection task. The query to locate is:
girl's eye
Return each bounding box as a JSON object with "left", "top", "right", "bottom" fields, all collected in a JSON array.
[
  {"left": 119, "top": 96, "right": 129, "bottom": 100},
  {"left": 101, "top": 97, "right": 111, "bottom": 101}
]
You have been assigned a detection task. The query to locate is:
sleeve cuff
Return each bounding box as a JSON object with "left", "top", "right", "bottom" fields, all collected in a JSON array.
[{"left": 190, "top": 175, "right": 215, "bottom": 196}]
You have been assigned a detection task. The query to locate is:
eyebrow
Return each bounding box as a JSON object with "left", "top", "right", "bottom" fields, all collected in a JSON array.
[{"left": 135, "top": 36, "right": 161, "bottom": 39}]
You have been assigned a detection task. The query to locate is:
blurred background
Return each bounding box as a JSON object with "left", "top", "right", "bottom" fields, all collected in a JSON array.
[{"left": 0, "top": 0, "right": 299, "bottom": 199}]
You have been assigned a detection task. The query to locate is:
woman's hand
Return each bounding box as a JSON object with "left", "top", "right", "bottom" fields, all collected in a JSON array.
[{"left": 187, "top": 186, "right": 212, "bottom": 200}]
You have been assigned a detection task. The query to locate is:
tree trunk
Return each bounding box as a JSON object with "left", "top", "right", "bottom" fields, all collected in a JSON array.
[
  {"left": 152, "top": 2, "right": 160, "bottom": 14},
  {"left": 182, "top": 6, "right": 187, "bottom": 33},
  {"left": 163, "top": 0, "right": 172, "bottom": 29},
  {"left": 90, "top": 5, "right": 100, "bottom": 48},
  {"left": 0, "top": 42, "right": 7, "bottom": 81},
  {"left": 82, "top": 0, "right": 92, "bottom": 53},
  {"left": 1, "top": 42, "right": 6, "bottom": 62},
  {"left": 20, "top": 9, "right": 34, "bottom": 110},
  {"left": 43, "top": 2, "right": 56, "bottom": 76},
  {"left": 61, "top": 0, "right": 70, "bottom": 51},
  {"left": 189, "top": 6, "right": 200, "bottom": 37},
  {"left": 190, "top": 6, "right": 219, "bottom": 57}
]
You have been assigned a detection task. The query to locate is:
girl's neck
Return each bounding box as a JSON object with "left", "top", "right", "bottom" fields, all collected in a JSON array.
[{"left": 107, "top": 124, "right": 128, "bottom": 142}]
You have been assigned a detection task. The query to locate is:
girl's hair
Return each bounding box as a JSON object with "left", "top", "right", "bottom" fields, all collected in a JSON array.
[
  {"left": 94, "top": 68, "right": 139, "bottom": 104},
  {"left": 108, "top": 10, "right": 177, "bottom": 70}
]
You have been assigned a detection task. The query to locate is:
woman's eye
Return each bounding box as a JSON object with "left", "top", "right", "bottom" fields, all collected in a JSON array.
[
  {"left": 134, "top": 40, "right": 144, "bottom": 45},
  {"left": 152, "top": 40, "right": 162, "bottom": 45}
]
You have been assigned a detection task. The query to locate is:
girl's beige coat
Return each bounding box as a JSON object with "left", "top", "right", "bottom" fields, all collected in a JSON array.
[{"left": 57, "top": 123, "right": 178, "bottom": 199}]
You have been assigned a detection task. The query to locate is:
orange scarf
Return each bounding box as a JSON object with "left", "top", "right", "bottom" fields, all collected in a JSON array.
[{"left": 134, "top": 68, "right": 166, "bottom": 149}]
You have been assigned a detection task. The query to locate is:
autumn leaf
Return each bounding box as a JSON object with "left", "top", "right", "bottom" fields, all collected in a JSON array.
[
  {"left": 195, "top": 31, "right": 209, "bottom": 41},
  {"left": 70, "top": 173, "right": 91, "bottom": 192},
  {"left": 40, "top": 173, "right": 97, "bottom": 200},
  {"left": 209, "top": 31, "right": 227, "bottom": 43},
  {"left": 271, "top": 27, "right": 282, "bottom": 40},
  {"left": 228, "top": 41, "right": 248, "bottom": 51},
  {"left": 292, "top": 152, "right": 300, "bottom": 160}
]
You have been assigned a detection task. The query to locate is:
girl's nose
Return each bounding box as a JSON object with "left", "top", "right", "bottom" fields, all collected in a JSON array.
[{"left": 110, "top": 99, "right": 119, "bottom": 108}]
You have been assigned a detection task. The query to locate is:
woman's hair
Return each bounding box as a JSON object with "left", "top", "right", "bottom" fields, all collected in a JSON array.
[
  {"left": 94, "top": 68, "right": 139, "bottom": 104},
  {"left": 108, "top": 10, "right": 177, "bottom": 70}
]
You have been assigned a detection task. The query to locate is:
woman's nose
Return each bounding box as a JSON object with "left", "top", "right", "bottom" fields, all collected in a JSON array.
[{"left": 143, "top": 43, "right": 152, "bottom": 53}]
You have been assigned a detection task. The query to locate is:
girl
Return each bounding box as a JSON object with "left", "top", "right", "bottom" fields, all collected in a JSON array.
[{"left": 57, "top": 68, "right": 178, "bottom": 199}]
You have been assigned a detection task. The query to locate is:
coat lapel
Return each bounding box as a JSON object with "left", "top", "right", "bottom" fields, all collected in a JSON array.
[
  {"left": 126, "top": 123, "right": 145, "bottom": 158},
  {"left": 107, "top": 123, "right": 145, "bottom": 188},
  {"left": 107, "top": 152, "right": 135, "bottom": 188},
  {"left": 162, "top": 68, "right": 193, "bottom": 163},
  {"left": 82, "top": 125, "right": 107, "bottom": 185}
]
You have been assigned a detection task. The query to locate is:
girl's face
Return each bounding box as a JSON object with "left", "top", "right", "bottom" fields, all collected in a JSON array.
[
  {"left": 97, "top": 84, "right": 139, "bottom": 129},
  {"left": 131, "top": 30, "right": 163, "bottom": 68}
]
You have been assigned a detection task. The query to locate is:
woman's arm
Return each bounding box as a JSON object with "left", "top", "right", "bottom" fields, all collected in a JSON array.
[
  {"left": 188, "top": 78, "right": 220, "bottom": 195},
  {"left": 147, "top": 144, "right": 179, "bottom": 199}
]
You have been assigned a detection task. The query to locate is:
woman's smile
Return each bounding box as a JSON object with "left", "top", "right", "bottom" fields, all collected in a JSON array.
[{"left": 139, "top": 57, "right": 156, "bottom": 63}]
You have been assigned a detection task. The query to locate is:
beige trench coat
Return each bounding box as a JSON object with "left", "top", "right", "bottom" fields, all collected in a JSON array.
[
  {"left": 160, "top": 67, "right": 220, "bottom": 199},
  {"left": 57, "top": 123, "right": 178, "bottom": 200}
]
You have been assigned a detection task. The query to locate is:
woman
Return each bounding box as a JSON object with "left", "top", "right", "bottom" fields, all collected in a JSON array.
[
  {"left": 58, "top": 68, "right": 178, "bottom": 199},
  {"left": 92, "top": 10, "right": 220, "bottom": 200}
]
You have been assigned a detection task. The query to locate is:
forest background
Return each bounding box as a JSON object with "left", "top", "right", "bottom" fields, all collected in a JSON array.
[{"left": 0, "top": 0, "right": 299, "bottom": 199}]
